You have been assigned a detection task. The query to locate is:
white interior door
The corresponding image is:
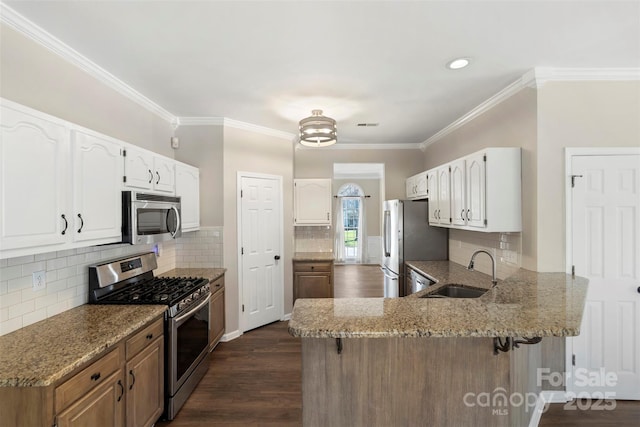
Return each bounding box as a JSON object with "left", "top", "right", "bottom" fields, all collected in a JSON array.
[
  {"left": 240, "top": 174, "right": 283, "bottom": 332},
  {"left": 570, "top": 154, "right": 640, "bottom": 399}
]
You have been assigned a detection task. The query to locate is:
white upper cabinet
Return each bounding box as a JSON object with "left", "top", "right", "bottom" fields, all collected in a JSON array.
[
  {"left": 449, "top": 159, "right": 466, "bottom": 226},
  {"left": 0, "top": 101, "right": 69, "bottom": 252},
  {"left": 123, "top": 145, "right": 175, "bottom": 194},
  {"left": 294, "top": 179, "right": 332, "bottom": 226},
  {"left": 405, "top": 171, "right": 428, "bottom": 200},
  {"left": 426, "top": 169, "right": 439, "bottom": 224},
  {"left": 175, "top": 162, "right": 200, "bottom": 233},
  {"left": 71, "top": 129, "right": 123, "bottom": 243},
  {"left": 427, "top": 147, "right": 521, "bottom": 232},
  {"left": 0, "top": 99, "right": 124, "bottom": 258}
]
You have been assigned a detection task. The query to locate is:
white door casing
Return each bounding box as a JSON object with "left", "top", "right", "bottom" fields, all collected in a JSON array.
[
  {"left": 239, "top": 173, "right": 284, "bottom": 332},
  {"left": 568, "top": 150, "right": 640, "bottom": 400}
]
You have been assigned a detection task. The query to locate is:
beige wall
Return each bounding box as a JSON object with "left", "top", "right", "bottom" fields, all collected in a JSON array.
[
  {"left": 223, "top": 127, "right": 295, "bottom": 334},
  {"left": 0, "top": 24, "right": 174, "bottom": 157},
  {"left": 536, "top": 81, "right": 640, "bottom": 271},
  {"left": 174, "top": 125, "right": 224, "bottom": 226},
  {"left": 295, "top": 147, "right": 425, "bottom": 201}
]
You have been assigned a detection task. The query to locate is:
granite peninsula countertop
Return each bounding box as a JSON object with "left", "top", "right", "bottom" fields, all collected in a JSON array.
[
  {"left": 288, "top": 260, "right": 588, "bottom": 339},
  {"left": 293, "top": 252, "right": 335, "bottom": 262},
  {"left": 0, "top": 305, "right": 166, "bottom": 387}
]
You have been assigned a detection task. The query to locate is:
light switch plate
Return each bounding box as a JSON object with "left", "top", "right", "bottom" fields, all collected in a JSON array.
[{"left": 32, "top": 270, "right": 46, "bottom": 291}]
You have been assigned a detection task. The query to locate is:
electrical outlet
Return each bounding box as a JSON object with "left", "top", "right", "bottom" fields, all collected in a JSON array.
[{"left": 32, "top": 270, "right": 46, "bottom": 291}]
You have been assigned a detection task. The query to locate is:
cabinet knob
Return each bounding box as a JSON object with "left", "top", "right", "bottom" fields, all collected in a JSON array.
[{"left": 90, "top": 372, "right": 101, "bottom": 381}]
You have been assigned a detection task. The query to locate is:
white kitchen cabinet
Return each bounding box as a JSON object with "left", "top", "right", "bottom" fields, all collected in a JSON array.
[
  {"left": 294, "top": 179, "right": 332, "bottom": 226},
  {"left": 405, "top": 171, "right": 427, "bottom": 200},
  {"left": 0, "top": 101, "right": 69, "bottom": 252},
  {"left": 0, "top": 99, "right": 124, "bottom": 259},
  {"left": 71, "top": 129, "right": 123, "bottom": 243},
  {"left": 123, "top": 145, "right": 175, "bottom": 194},
  {"left": 427, "top": 147, "right": 521, "bottom": 232},
  {"left": 450, "top": 159, "right": 466, "bottom": 226},
  {"left": 426, "top": 169, "right": 439, "bottom": 224},
  {"left": 175, "top": 162, "right": 200, "bottom": 232}
]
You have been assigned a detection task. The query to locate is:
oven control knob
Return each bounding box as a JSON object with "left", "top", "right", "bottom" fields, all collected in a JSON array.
[{"left": 177, "top": 302, "right": 184, "bottom": 311}]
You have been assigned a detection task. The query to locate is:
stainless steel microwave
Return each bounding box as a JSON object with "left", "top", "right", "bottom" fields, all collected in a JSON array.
[{"left": 122, "top": 191, "right": 181, "bottom": 244}]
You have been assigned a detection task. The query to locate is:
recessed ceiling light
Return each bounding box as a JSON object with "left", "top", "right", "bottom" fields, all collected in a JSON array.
[{"left": 447, "top": 58, "right": 471, "bottom": 70}]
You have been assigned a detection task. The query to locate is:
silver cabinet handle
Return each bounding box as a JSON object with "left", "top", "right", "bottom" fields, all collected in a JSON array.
[{"left": 148, "top": 169, "right": 153, "bottom": 184}]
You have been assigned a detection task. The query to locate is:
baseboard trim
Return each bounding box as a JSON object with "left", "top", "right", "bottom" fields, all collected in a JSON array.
[
  {"left": 221, "top": 329, "right": 242, "bottom": 342},
  {"left": 528, "top": 390, "right": 569, "bottom": 427},
  {"left": 281, "top": 313, "right": 292, "bottom": 321}
]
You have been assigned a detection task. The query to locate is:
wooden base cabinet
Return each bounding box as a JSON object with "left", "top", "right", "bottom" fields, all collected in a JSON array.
[
  {"left": 0, "top": 315, "right": 164, "bottom": 427},
  {"left": 125, "top": 324, "right": 164, "bottom": 427},
  {"left": 209, "top": 276, "right": 225, "bottom": 350},
  {"left": 293, "top": 261, "right": 334, "bottom": 301}
]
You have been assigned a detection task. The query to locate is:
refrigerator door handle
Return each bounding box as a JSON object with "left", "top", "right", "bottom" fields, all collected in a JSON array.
[
  {"left": 383, "top": 210, "right": 391, "bottom": 257},
  {"left": 380, "top": 267, "right": 398, "bottom": 281}
]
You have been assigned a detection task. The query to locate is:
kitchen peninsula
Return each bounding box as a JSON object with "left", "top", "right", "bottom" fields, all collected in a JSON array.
[{"left": 288, "top": 261, "right": 589, "bottom": 427}]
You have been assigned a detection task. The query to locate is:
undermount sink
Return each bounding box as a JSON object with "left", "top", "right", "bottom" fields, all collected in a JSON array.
[{"left": 421, "top": 284, "right": 488, "bottom": 298}]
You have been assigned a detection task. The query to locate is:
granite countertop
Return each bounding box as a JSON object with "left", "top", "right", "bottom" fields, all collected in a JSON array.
[
  {"left": 293, "top": 252, "right": 335, "bottom": 262},
  {"left": 158, "top": 267, "right": 226, "bottom": 282},
  {"left": 0, "top": 305, "right": 166, "bottom": 387},
  {"left": 288, "top": 260, "right": 588, "bottom": 339}
]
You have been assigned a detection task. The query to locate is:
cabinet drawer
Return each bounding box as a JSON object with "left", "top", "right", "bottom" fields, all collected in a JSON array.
[
  {"left": 55, "top": 347, "right": 121, "bottom": 413},
  {"left": 126, "top": 317, "right": 164, "bottom": 360},
  {"left": 294, "top": 262, "right": 332, "bottom": 272},
  {"left": 210, "top": 276, "right": 225, "bottom": 296}
]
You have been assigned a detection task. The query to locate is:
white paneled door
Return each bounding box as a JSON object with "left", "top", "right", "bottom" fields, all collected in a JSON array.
[
  {"left": 570, "top": 154, "right": 640, "bottom": 399},
  {"left": 240, "top": 174, "right": 283, "bottom": 332}
]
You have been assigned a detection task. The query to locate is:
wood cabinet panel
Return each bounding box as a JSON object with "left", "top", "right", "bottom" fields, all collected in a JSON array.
[
  {"left": 293, "top": 260, "right": 334, "bottom": 301},
  {"left": 55, "top": 347, "right": 122, "bottom": 413},
  {"left": 210, "top": 280, "right": 225, "bottom": 350},
  {"left": 125, "top": 317, "right": 163, "bottom": 360},
  {"left": 56, "top": 370, "right": 125, "bottom": 427},
  {"left": 125, "top": 337, "right": 164, "bottom": 427}
]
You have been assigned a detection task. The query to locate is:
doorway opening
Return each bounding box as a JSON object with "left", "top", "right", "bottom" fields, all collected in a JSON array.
[{"left": 335, "top": 183, "right": 365, "bottom": 262}]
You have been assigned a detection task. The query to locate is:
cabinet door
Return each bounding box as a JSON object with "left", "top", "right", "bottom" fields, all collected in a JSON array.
[
  {"left": 437, "top": 167, "right": 451, "bottom": 225},
  {"left": 426, "top": 169, "right": 439, "bottom": 224},
  {"left": 0, "top": 103, "right": 69, "bottom": 251},
  {"left": 465, "top": 153, "right": 486, "bottom": 228},
  {"left": 294, "top": 272, "right": 332, "bottom": 300},
  {"left": 56, "top": 371, "right": 125, "bottom": 427},
  {"left": 126, "top": 337, "right": 164, "bottom": 427},
  {"left": 450, "top": 160, "right": 466, "bottom": 226},
  {"left": 72, "top": 130, "right": 123, "bottom": 243},
  {"left": 294, "top": 179, "right": 332, "bottom": 225},
  {"left": 405, "top": 176, "right": 414, "bottom": 199},
  {"left": 124, "top": 146, "right": 154, "bottom": 191},
  {"left": 415, "top": 172, "right": 428, "bottom": 198},
  {"left": 175, "top": 162, "right": 200, "bottom": 232},
  {"left": 153, "top": 156, "right": 175, "bottom": 194},
  {"left": 209, "top": 286, "right": 225, "bottom": 350}
]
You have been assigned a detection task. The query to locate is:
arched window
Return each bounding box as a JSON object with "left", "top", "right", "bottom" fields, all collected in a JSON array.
[{"left": 335, "top": 184, "right": 366, "bottom": 263}]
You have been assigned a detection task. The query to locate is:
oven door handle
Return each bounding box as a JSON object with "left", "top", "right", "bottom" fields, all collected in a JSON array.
[{"left": 173, "top": 295, "right": 210, "bottom": 326}]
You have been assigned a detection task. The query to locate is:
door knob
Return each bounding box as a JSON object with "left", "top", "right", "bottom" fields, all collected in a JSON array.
[
  {"left": 274, "top": 255, "right": 280, "bottom": 260},
  {"left": 637, "top": 286, "right": 640, "bottom": 294}
]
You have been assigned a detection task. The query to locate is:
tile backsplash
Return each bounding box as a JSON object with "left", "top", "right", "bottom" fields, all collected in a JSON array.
[
  {"left": 294, "top": 226, "right": 333, "bottom": 252},
  {"left": 0, "top": 226, "right": 223, "bottom": 336},
  {"left": 448, "top": 229, "right": 521, "bottom": 280}
]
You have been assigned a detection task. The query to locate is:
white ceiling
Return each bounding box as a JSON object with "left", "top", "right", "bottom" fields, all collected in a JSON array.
[{"left": 3, "top": 1, "right": 640, "bottom": 146}]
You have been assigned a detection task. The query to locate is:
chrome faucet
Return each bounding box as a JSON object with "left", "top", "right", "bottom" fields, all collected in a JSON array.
[{"left": 467, "top": 249, "right": 498, "bottom": 287}]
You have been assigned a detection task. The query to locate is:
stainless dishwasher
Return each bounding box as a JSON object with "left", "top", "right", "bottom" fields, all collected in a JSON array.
[{"left": 407, "top": 267, "right": 435, "bottom": 294}]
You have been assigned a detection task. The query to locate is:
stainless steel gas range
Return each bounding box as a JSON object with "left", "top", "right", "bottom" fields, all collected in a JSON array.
[{"left": 88, "top": 252, "right": 211, "bottom": 420}]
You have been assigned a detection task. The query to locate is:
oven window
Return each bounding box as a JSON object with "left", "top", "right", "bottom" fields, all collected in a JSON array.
[
  {"left": 137, "top": 208, "right": 178, "bottom": 235},
  {"left": 176, "top": 302, "right": 209, "bottom": 380}
]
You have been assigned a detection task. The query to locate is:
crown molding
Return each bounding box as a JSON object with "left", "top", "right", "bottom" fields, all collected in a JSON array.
[
  {"left": 296, "top": 142, "right": 421, "bottom": 150},
  {"left": 223, "top": 118, "right": 296, "bottom": 141},
  {"left": 420, "top": 67, "right": 640, "bottom": 149},
  {"left": 0, "top": 4, "right": 176, "bottom": 123},
  {"left": 177, "top": 117, "right": 225, "bottom": 126}
]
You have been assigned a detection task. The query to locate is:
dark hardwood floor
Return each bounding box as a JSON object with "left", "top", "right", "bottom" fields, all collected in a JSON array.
[
  {"left": 161, "top": 265, "right": 639, "bottom": 426},
  {"left": 333, "top": 264, "right": 384, "bottom": 297}
]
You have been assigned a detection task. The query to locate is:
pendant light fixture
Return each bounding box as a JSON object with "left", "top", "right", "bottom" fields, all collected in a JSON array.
[{"left": 298, "top": 109, "right": 337, "bottom": 147}]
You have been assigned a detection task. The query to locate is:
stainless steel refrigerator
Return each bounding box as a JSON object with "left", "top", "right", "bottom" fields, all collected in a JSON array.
[{"left": 381, "top": 199, "right": 448, "bottom": 297}]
